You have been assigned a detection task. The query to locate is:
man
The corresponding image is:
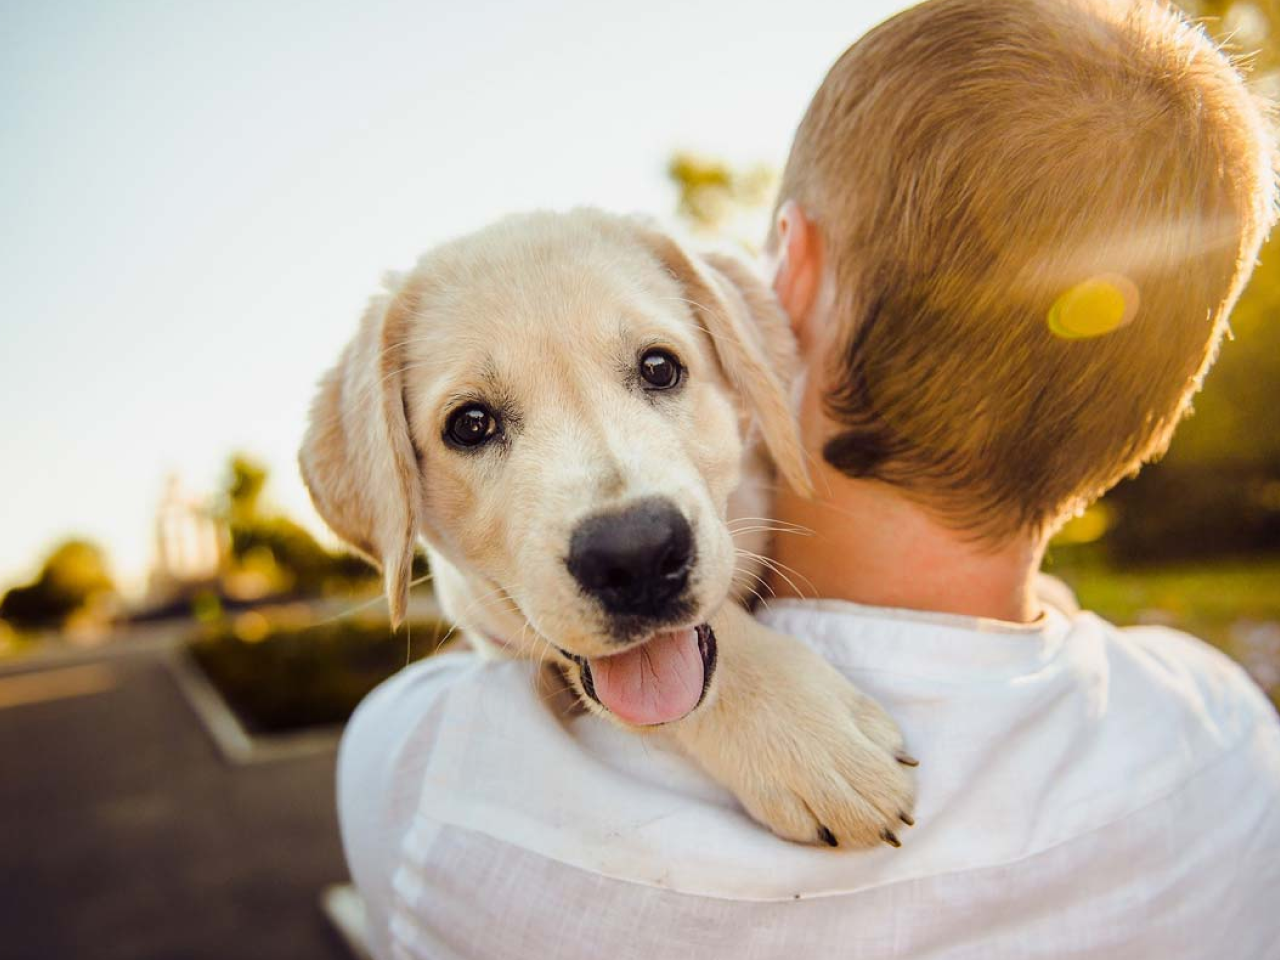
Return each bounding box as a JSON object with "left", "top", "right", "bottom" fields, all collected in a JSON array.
[{"left": 338, "top": 1, "right": 1280, "bottom": 957}]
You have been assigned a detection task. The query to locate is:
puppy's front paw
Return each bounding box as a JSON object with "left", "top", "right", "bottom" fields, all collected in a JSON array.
[
  {"left": 737, "top": 672, "right": 917, "bottom": 849},
  {"left": 673, "top": 616, "right": 917, "bottom": 849}
]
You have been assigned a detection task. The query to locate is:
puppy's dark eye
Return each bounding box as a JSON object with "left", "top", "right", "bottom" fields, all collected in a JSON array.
[
  {"left": 446, "top": 404, "right": 498, "bottom": 448},
  {"left": 639, "top": 349, "right": 682, "bottom": 390}
]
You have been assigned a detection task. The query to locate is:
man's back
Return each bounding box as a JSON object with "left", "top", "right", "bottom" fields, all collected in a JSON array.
[{"left": 339, "top": 593, "right": 1280, "bottom": 960}]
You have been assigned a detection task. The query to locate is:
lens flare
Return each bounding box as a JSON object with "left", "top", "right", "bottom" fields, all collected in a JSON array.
[{"left": 1048, "top": 274, "right": 1139, "bottom": 339}]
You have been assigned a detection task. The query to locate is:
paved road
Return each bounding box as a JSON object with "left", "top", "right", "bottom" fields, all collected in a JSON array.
[{"left": 0, "top": 651, "right": 352, "bottom": 960}]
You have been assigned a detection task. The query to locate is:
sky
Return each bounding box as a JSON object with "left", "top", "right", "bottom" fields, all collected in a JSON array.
[{"left": 0, "top": 0, "right": 905, "bottom": 595}]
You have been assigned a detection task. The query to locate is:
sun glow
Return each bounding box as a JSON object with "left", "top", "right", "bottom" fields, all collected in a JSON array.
[{"left": 1048, "top": 274, "right": 1140, "bottom": 340}]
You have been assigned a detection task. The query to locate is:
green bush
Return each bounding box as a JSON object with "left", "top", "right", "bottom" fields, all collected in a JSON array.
[
  {"left": 1103, "top": 464, "right": 1280, "bottom": 565},
  {"left": 189, "top": 616, "right": 452, "bottom": 733},
  {"left": 0, "top": 540, "right": 115, "bottom": 629}
]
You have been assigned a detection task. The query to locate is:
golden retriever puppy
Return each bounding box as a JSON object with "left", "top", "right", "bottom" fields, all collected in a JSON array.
[{"left": 300, "top": 209, "right": 915, "bottom": 847}]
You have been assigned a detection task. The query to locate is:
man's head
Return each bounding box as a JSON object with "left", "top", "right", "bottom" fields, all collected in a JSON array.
[{"left": 768, "top": 0, "right": 1276, "bottom": 541}]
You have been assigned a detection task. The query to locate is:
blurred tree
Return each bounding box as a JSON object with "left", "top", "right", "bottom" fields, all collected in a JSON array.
[
  {"left": 0, "top": 540, "right": 116, "bottom": 629},
  {"left": 668, "top": 151, "right": 776, "bottom": 247},
  {"left": 226, "top": 454, "right": 268, "bottom": 523},
  {"left": 217, "top": 453, "right": 398, "bottom": 597}
]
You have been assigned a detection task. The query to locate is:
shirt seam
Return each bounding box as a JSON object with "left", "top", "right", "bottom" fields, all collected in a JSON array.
[{"left": 764, "top": 597, "right": 1054, "bottom": 635}]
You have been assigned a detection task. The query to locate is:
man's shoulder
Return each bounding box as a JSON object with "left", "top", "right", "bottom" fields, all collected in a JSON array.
[
  {"left": 1039, "top": 570, "right": 1272, "bottom": 725},
  {"left": 337, "top": 653, "right": 547, "bottom": 902},
  {"left": 1088, "top": 614, "right": 1278, "bottom": 741},
  {"left": 343, "top": 651, "right": 538, "bottom": 757}
]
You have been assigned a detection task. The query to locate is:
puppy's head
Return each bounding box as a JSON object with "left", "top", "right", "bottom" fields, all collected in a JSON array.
[{"left": 301, "top": 210, "right": 808, "bottom": 723}]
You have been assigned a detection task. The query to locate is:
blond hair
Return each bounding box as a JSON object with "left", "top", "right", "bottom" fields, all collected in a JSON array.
[{"left": 776, "top": 0, "right": 1276, "bottom": 538}]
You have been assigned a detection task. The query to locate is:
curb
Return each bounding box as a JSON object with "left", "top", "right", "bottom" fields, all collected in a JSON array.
[
  {"left": 321, "top": 884, "right": 373, "bottom": 960},
  {"left": 164, "top": 649, "right": 343, "bottom": 765}
]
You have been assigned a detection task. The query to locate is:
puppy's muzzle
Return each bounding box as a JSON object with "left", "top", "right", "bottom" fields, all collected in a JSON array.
[{"left": 565, "top": 497, "right": 694, "bottom": 619}]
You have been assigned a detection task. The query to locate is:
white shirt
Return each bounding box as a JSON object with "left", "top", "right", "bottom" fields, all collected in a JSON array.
[{"left": 337, "top": 595, "right": 1280, "bottom": 960}]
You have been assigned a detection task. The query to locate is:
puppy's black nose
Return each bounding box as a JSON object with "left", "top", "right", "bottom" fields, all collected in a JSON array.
[{"left": 566, "top": 498, "right": 694, "bottom": 618}]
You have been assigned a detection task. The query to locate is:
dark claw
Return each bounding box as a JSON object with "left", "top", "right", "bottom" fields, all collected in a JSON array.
[
  {"left": 896, "top": 753, "right": 920, "bottom": 767},
  {"left": 817, "top": 826, "right": 838, "bottom": 847},
  {"left": 899, "top": 812, "right": 915, "bottom": 827},
  {"left": 881, "top": 829, "right": 901, "bottom": 848}
]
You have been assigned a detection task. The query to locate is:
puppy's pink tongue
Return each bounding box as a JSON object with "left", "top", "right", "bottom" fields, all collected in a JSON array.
[{"left": 589, "top": 627, "right": 703, "bottom": 726}]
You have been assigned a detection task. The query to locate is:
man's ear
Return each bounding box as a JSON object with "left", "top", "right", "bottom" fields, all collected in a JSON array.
[
  {"left": 770, "top": 200, "right": 824, "bottom": 353},
  {"left": 299, "top": 282, "right": 423, "bottom": 627},
  {"left": 634, "top": 226, "right": 813, "bottom": 498}
]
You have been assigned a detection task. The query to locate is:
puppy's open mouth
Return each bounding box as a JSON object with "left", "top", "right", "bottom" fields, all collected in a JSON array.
[{"left": 562, "top": 623, "right": 717, "bottom": 726}]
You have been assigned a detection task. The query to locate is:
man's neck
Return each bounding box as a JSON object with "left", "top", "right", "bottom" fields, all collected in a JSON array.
[{"left": 768, "top": 471, "right": 1046, "bottom": 623}]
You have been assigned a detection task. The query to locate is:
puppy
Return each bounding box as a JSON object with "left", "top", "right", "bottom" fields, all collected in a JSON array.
[{"left": 301, "top": 209, "right": 915, "bottom": 847}]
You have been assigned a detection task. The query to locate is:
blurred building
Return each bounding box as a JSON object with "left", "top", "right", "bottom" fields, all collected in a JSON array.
[{"left": 146, "top": 474, "right": 227, "bottom": 606}]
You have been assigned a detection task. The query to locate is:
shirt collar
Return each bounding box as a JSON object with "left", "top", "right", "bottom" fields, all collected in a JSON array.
[{"left": 756, "top": 596, "right": 1075, "bottom": 682}]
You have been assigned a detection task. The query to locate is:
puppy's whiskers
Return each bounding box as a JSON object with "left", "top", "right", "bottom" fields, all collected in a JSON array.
[
  {"left": 727, "top": 515, "right": 813, "bottom": 533},
  {"left": 729, "top": 525, "right": 814, "bottom": 540},
  {"left": 736, "top": 547, "right": 817, "bottom": 600},
  {"left": 430, "top": 582, "right": 521, "bottom": 655},
  {"left": 731, "top": 565, "right": 774, "bottom": 611},
  {"left": 728, "top": 515, "right": 813, "bottom": 533},
  {"left": 732, "top": 562, "right": 776, "bottom": 594},
  {"left": 355, "top": 358, "right": 442, "bottom": 406},
  {"left": 312, "top": 570, "right": 435, "bottom": 627},
  {"left": 655, "top": 297, "right": 762, "bottom": 360},
  {"left": 656, "top": 294, "right": 719, "bottom": 317}
]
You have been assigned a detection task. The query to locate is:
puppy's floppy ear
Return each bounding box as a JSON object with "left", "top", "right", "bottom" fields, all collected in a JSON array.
[
  {"left": 637, "top": 229, "right": 813, "bottom": 498},
  {"left": 299, "top": 283, "right": 423, "bottom": 627}
]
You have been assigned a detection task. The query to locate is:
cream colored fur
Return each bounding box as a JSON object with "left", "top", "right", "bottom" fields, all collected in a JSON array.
[{"left": 300, "top": 209, "right": 915, "bottom": 847}]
